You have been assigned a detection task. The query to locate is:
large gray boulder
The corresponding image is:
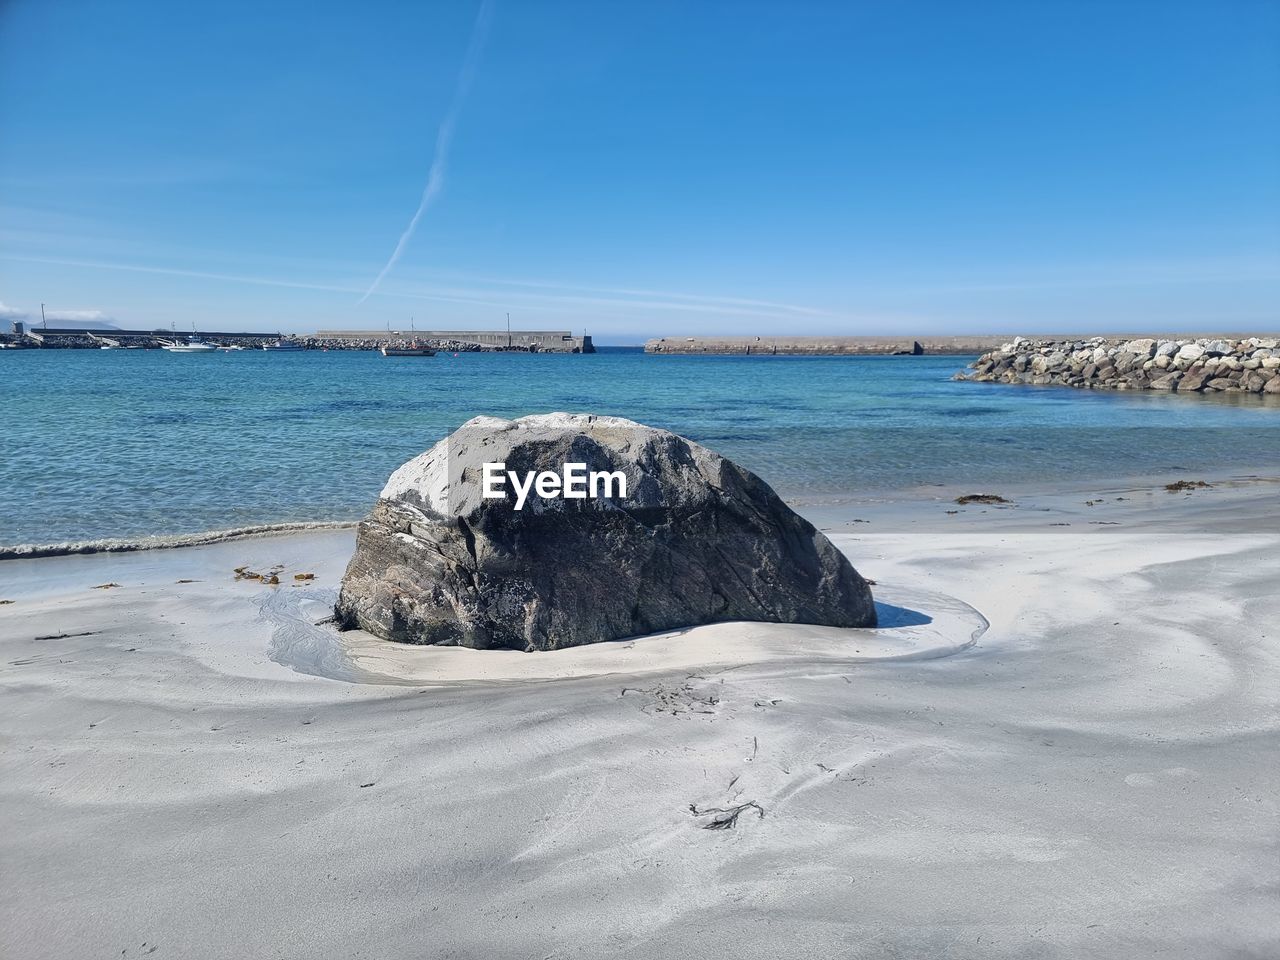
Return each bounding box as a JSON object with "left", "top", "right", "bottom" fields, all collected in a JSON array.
[{"left": 335, "top": 413, "right": 876, "bottom": 650}]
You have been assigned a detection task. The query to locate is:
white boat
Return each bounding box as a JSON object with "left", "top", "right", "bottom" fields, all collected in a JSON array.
[
  {"left": 218, "top": 345, "right": 245, "bottom": 352},
  {"left": 162, "top": 336, "right": 219, "bottom": 353},
  {"left": 262, "top": 340, "right": 304, "bottom": 352}
]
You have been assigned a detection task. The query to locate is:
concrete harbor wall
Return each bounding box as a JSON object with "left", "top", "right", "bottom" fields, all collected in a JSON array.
[
  {"left": 316, "top": 329, "right": 594, "bottom": 353},
  {"left": 1, "top": 323, "right": 594, "bottom": 353},
  {"left": 643, "top": 332, "right": 1280, "bottom": 357},
  {"left": 647, "top": 335, "right": 939, "bottom": 355},
  {"left": 2, "top": 324, "right": 282, "bottom": 350}
]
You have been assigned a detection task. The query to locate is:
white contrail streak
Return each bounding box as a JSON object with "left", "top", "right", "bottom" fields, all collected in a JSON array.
[{"left": 358, "top": 0, "right": 494, "bottom": 304}]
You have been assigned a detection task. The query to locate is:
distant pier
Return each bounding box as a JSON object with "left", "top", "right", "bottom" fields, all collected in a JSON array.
[
  {"left": 2, "top": 321, "right": 594, "bottom": 354},
  {"left": 315, "top": 329, "right": 594, "bottom": 353},
  {"left": 646, "top": 335, "right": 988, "bottom": 355},
  {"left": 643, "top": 333, "right": 1279, "bottom": 357},
  {"left": 3, "top": 323, "right": 282, "bottom": 349}
]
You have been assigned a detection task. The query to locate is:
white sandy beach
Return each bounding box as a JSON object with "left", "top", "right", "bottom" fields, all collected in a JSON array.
[{"left": 2, "top": 476, "right": 1278, "bottom": 958}]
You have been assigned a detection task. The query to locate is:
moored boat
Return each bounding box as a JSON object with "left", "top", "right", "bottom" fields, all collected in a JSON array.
[
  {"left": 381, "top": 342, "right": 436, "bottom": 357},
  {"left": 161, "top": 336, "right": 219, "bottom": 353},
  {"left": 380, "top": 318, "right": 434, "bottom": 357}
]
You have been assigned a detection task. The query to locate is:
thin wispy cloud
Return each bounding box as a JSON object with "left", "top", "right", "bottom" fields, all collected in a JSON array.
[
  {"left": 411, "top": 270, "right": 835, "bottom": 317},
  {"left": 0, "top": 301, "right": 27, "bottom": 321},
  {"left": 0, "top": 255, "right": 502, "bottom": 309},
  {"left": 358, "top": 0, "right": 495, "bottom": 305},
  {"left": 2, "top": 254, "right": 839, "bottom": 322}
]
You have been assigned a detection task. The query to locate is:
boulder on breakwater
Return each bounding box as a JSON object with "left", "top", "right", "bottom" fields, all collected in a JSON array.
[
  {"left": 955, "top": 336, "right": 1280, "bottom": 394},
  {"left": 335, "top": 413, "right": 876, "bottom": 651}
]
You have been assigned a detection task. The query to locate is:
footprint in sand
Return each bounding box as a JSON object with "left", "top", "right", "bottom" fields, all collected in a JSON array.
[{"left": 1124, "top": 768, "right": 1198, "bottom": 787}]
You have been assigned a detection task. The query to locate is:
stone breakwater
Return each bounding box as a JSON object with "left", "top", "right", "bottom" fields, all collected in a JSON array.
[
  {"left": 297, "top": 336, "right": 489, "bottom": 352},
  {"left": 300, "top": 337, "right": 588, "bottom": 353},
  {"left": 0, "top": 333, "right": 589, "bottom": 353},
  {"left": 956, "top": 336, "right": 1280, "bottom": 395}
]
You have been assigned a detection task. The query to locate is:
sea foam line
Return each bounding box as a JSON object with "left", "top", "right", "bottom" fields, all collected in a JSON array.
[{"left": 0, "top": 521, "right": 357, "bottom": 561}]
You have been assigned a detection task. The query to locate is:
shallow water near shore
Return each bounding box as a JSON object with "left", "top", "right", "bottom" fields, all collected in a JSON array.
[{"left": 3, "top": 346, "right": 1278, "bottom": 545}]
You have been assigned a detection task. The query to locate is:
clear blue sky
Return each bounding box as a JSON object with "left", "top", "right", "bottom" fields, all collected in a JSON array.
[{"left": 1, "top": 0, "right": 1277, "bottom": 342}]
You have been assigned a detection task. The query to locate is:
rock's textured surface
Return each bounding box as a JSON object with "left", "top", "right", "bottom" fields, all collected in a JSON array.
[
  {"left": 956, "top": 336, "right": 1280, "bottom": 395},
  {"left": 335, "top": 414, "right": 876, "bottom": 650}
]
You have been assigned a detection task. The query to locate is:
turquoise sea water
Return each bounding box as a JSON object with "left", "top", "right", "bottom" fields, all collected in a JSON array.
[{"left": 2, "top": 346, "right": 1277, "bottom": 545}]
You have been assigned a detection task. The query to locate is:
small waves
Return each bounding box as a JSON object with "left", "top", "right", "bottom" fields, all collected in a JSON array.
[{"left": 0, "top": 520, "right": 357, "bottom": 561}]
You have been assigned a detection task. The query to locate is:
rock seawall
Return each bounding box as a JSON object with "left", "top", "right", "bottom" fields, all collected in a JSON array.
[{"left": 955, "top": 336, "right": 1280, "bottom": 395}]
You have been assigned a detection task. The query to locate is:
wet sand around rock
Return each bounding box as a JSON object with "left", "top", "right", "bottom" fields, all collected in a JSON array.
[{"left": 1, "top": 479, "right": 1278, "bottom": 958}]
